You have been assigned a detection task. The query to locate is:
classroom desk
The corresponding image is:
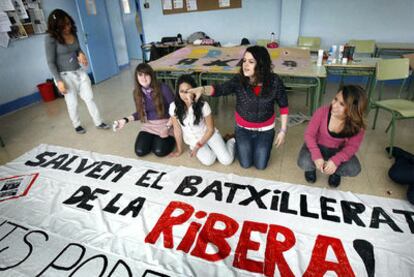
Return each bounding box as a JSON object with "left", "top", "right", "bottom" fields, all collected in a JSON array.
[
  {"left": 149, "top": 45, "right": 326, "bottom": 115},
  {"left": 323, "top": 58, "right": 380, "bottom": 106},
  {"left": 141, "top": 42, "right": 187, "bottom": 62},
  {"left": 374, "top": 43, "right": 414, "bottom": 57}
]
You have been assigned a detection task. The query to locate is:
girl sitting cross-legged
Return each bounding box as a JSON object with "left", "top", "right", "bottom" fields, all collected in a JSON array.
[{"left": 169, "top": 74, "right": 235, "bottom": 166}]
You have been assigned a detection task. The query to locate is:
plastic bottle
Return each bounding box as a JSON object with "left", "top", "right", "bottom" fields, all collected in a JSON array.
[
  {"left": 338, "top": 45, "right": 344, "bottom": 62},
  {"left": 267, "top": 32, "right": 279, "bottom": 48},
  {"left": 317, "top": 49, "right": 324, "bottom": 66},
  {"left": 327, "top": 45, "right": 337, "bottom": 64}
]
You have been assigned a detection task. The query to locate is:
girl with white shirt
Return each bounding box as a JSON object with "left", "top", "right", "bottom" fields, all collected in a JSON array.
[{"left": 169, "top": 75, "right": 235, "bottom": 166}]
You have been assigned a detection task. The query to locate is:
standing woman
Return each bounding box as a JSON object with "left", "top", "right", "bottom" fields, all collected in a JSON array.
[
  {"left": 297, "top": 85, "right": 368, "bottom": 187},
  {"left": 169, "top": 74, "right": 235, "bottom": 166},
  {"left": 114, "top": 63, "right": 175, "bottom": 157},
  {"left": 189, "top": 46, "right": 288, "bottom": 170},
  {"left": 45, "top": 9, "right": 109, "bottom": 134}
]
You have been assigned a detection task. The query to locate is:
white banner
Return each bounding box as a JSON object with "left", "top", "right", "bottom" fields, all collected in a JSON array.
[{"left": 0, "top": 144, "right": 413, "bottom": 276}]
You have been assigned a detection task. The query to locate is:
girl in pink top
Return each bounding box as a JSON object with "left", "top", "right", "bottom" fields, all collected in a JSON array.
[{"left": 297, "top": 85, "right": 368, "bottom": 187}]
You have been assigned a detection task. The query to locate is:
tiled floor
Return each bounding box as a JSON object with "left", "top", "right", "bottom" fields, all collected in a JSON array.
[{"left": 1, "top": 62, "right": 413, "bottom": 202}]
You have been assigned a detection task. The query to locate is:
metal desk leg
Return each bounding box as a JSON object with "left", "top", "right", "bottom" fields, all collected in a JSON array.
[
  {"left": 311, "top": 77, "right": 322, "bottom": 115},
  {"left": 318, "top": 77, "right": 327, "bottom": 108},
  {"left": 366, "top": 76, "right": 376, "bottom": 113}
]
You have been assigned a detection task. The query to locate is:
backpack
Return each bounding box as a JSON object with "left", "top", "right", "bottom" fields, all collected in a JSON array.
[{"left": 187, "top": 32, "right": 207, "bottom": 44}]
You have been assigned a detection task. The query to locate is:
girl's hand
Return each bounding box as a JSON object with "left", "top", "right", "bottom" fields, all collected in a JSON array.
[
  {"left": 114, "top": 119, "right": 127, "bottom": 130},
  {"left": 187, "top": 87, "right": 204, "bottom": 102},
  {"left": 78, "top": 53, "right": 88, "bottom": 67},
  {"left": 274, "top": 131, "right": 286, "bottom": 148},
  {"left": 160, "top": 125, "right": 170, "bottom": 138},
  {"left": 191, "top": 142, "right": 203, "bottom": 157},
  {"left": 57, "top": 80, "right": 67, "bottom": 94},
  {"left": 314, "top": 159, "right": 325, "bottom": 173},
  {"left": 323, "top": 160, "right": 337, "bottom": 175},
  {"left": 186, "top": 92, "right": 195, "bottom": 104},
  {"left": 190, "top": 147, "right": 199, "bottom": 157}
]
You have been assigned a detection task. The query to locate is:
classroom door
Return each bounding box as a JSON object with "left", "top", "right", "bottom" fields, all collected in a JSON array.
[
  {"left": 120, "top": 0, "right": 142, "bottom": 60},
  {"left": 75, "top": 0, "right": 119, "bottom": 83}
]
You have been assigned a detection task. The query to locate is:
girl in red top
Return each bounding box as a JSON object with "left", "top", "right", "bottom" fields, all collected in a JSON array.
[
  {"left": 190, "top": 46, "right": 288, "bottom": 170},
  {"left": 297, "top": 85, "right": 368, "bottom": 187}
]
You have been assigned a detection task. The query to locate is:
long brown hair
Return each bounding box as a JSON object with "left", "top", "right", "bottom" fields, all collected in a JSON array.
[
  {"left": 47, "top": 9, "right": 77, "bottom": 44},
  {"left": 239, "top": 45, "right": 274, "bottom": 95},
  {"left": 339, "top": 85, "right": 368, "bottom": 137},
  {"left": 133, "top": 63, "right": 164, "bottom": 122}
]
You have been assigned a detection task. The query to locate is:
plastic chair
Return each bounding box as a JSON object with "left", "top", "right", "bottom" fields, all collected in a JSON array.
[
  {"left": 348, "top": 40, "right": 376, "bottom": 56},
  {"left": 297, "top": 36, "right": 321, "bottom": 52},
  {"left": 371, "top": 58, "right": 413, "bottom": 157}
]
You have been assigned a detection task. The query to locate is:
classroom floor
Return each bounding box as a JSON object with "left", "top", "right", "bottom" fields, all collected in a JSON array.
[{"left": 1, "top": 62, "right": 413, "bottom": 202}]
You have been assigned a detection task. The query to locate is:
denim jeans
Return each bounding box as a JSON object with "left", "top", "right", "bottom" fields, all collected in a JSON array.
[
  {"left": 235, "top": 126, "right": 275, "bottom": 170},
  {"left": 297, "top": 144, "right": 361, "bottom": 177}
]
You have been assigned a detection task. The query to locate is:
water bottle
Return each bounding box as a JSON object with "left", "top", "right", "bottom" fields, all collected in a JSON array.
[{"left": 112, "top": 121, "right": 119, "bottom": 132}]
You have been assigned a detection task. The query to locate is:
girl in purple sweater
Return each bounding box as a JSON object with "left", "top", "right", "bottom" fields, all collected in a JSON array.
[
  {"left": 297, "top": 85, "right": 368, "bottom": 187},
  {"left": 114, "top": 63, "right": 175, "bottom": 157}
]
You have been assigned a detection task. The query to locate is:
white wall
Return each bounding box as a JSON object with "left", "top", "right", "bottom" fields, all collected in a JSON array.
[
  {"left": 300, "top": 0, "right": 414, "bottom": 48},
  {"left": 279, "top": 0, "right": 302, "bottom": 46},
  {"left": 0, "top": 0, "right": 82, "bottom": 105},
  {"left": 140, "top": 0, "right": 281, "bottom": 45}
]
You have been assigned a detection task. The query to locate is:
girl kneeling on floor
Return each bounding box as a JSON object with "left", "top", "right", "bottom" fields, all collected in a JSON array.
[
  {"left": 114, "top": 63, "right": 175, "bottom": 157},
  {"left": 169, "top": 75, "right": 235, "bottom": 166},
  {"left": 297, "top": 85, "right": 368, "bottom": 187}
]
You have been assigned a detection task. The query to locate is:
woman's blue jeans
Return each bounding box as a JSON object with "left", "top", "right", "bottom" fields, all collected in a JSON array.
[
  {"left": 297, "top": 144, "right": 361, "bottom": 176},
  {"left": 235, "top": 126, "right": 275, "bottom": 170}
]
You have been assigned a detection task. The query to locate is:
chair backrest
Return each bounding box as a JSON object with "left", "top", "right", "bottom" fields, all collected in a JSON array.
[
  {"left": 376, "top": 58, "right": 410, "bottom": 81},
  {"left": 297, "top": 36, "right": 321, "bottom": 51},
  {"left": 402, "top": 53, "right": 414, "bottom": 69},
  {"left": 256, "top": 39, "right": 271, "bottom": 47},
  {"left": 348, "top": 39, "right": 376, "bottom": 55}
]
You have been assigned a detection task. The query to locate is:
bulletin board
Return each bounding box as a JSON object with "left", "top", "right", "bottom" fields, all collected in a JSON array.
[
  {"left": 0, "top": 0, "right": 47, "bottom": 48},
  {"left": 161, "top": 0, "right": 242, "bottom": 15}
]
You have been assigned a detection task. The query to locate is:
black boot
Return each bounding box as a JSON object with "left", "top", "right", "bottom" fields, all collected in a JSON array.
[
  {"left": 386, "top": 146, "right": 414, "bottom": 162},
  {"left": 304, "top": 170, "right": 317, "bottom": 183},
  {"left": 328, "top": 174, "right": 341, "bottom": 187}
]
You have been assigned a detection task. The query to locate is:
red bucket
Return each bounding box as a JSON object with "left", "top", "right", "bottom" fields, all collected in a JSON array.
[{"left": 37, "top": 82, "right": 56, "bottom": 102}]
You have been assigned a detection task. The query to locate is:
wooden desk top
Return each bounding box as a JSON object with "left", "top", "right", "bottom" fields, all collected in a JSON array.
[
  {"left": 324, "top": 58, "right": 381, "bottom": 69},
  {"left": 149, "top": 45, "right": 326, "bottom": 78}
]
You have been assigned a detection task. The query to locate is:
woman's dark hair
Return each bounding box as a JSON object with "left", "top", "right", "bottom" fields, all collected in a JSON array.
[
  {"left": 174, "top": 75, "right": 205, "bottom": 126},
  {"left": 338, "top": 84, "right": 368, "bottom": 136},
  {"left": 239, "top": 45, "right": 273, "bottom": 91},
  {"left": 47, "top": 9, "right": 77, "bottom": 44},
  {"left": 133, "top": 63, "right": 164, "bottom": 122}
]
